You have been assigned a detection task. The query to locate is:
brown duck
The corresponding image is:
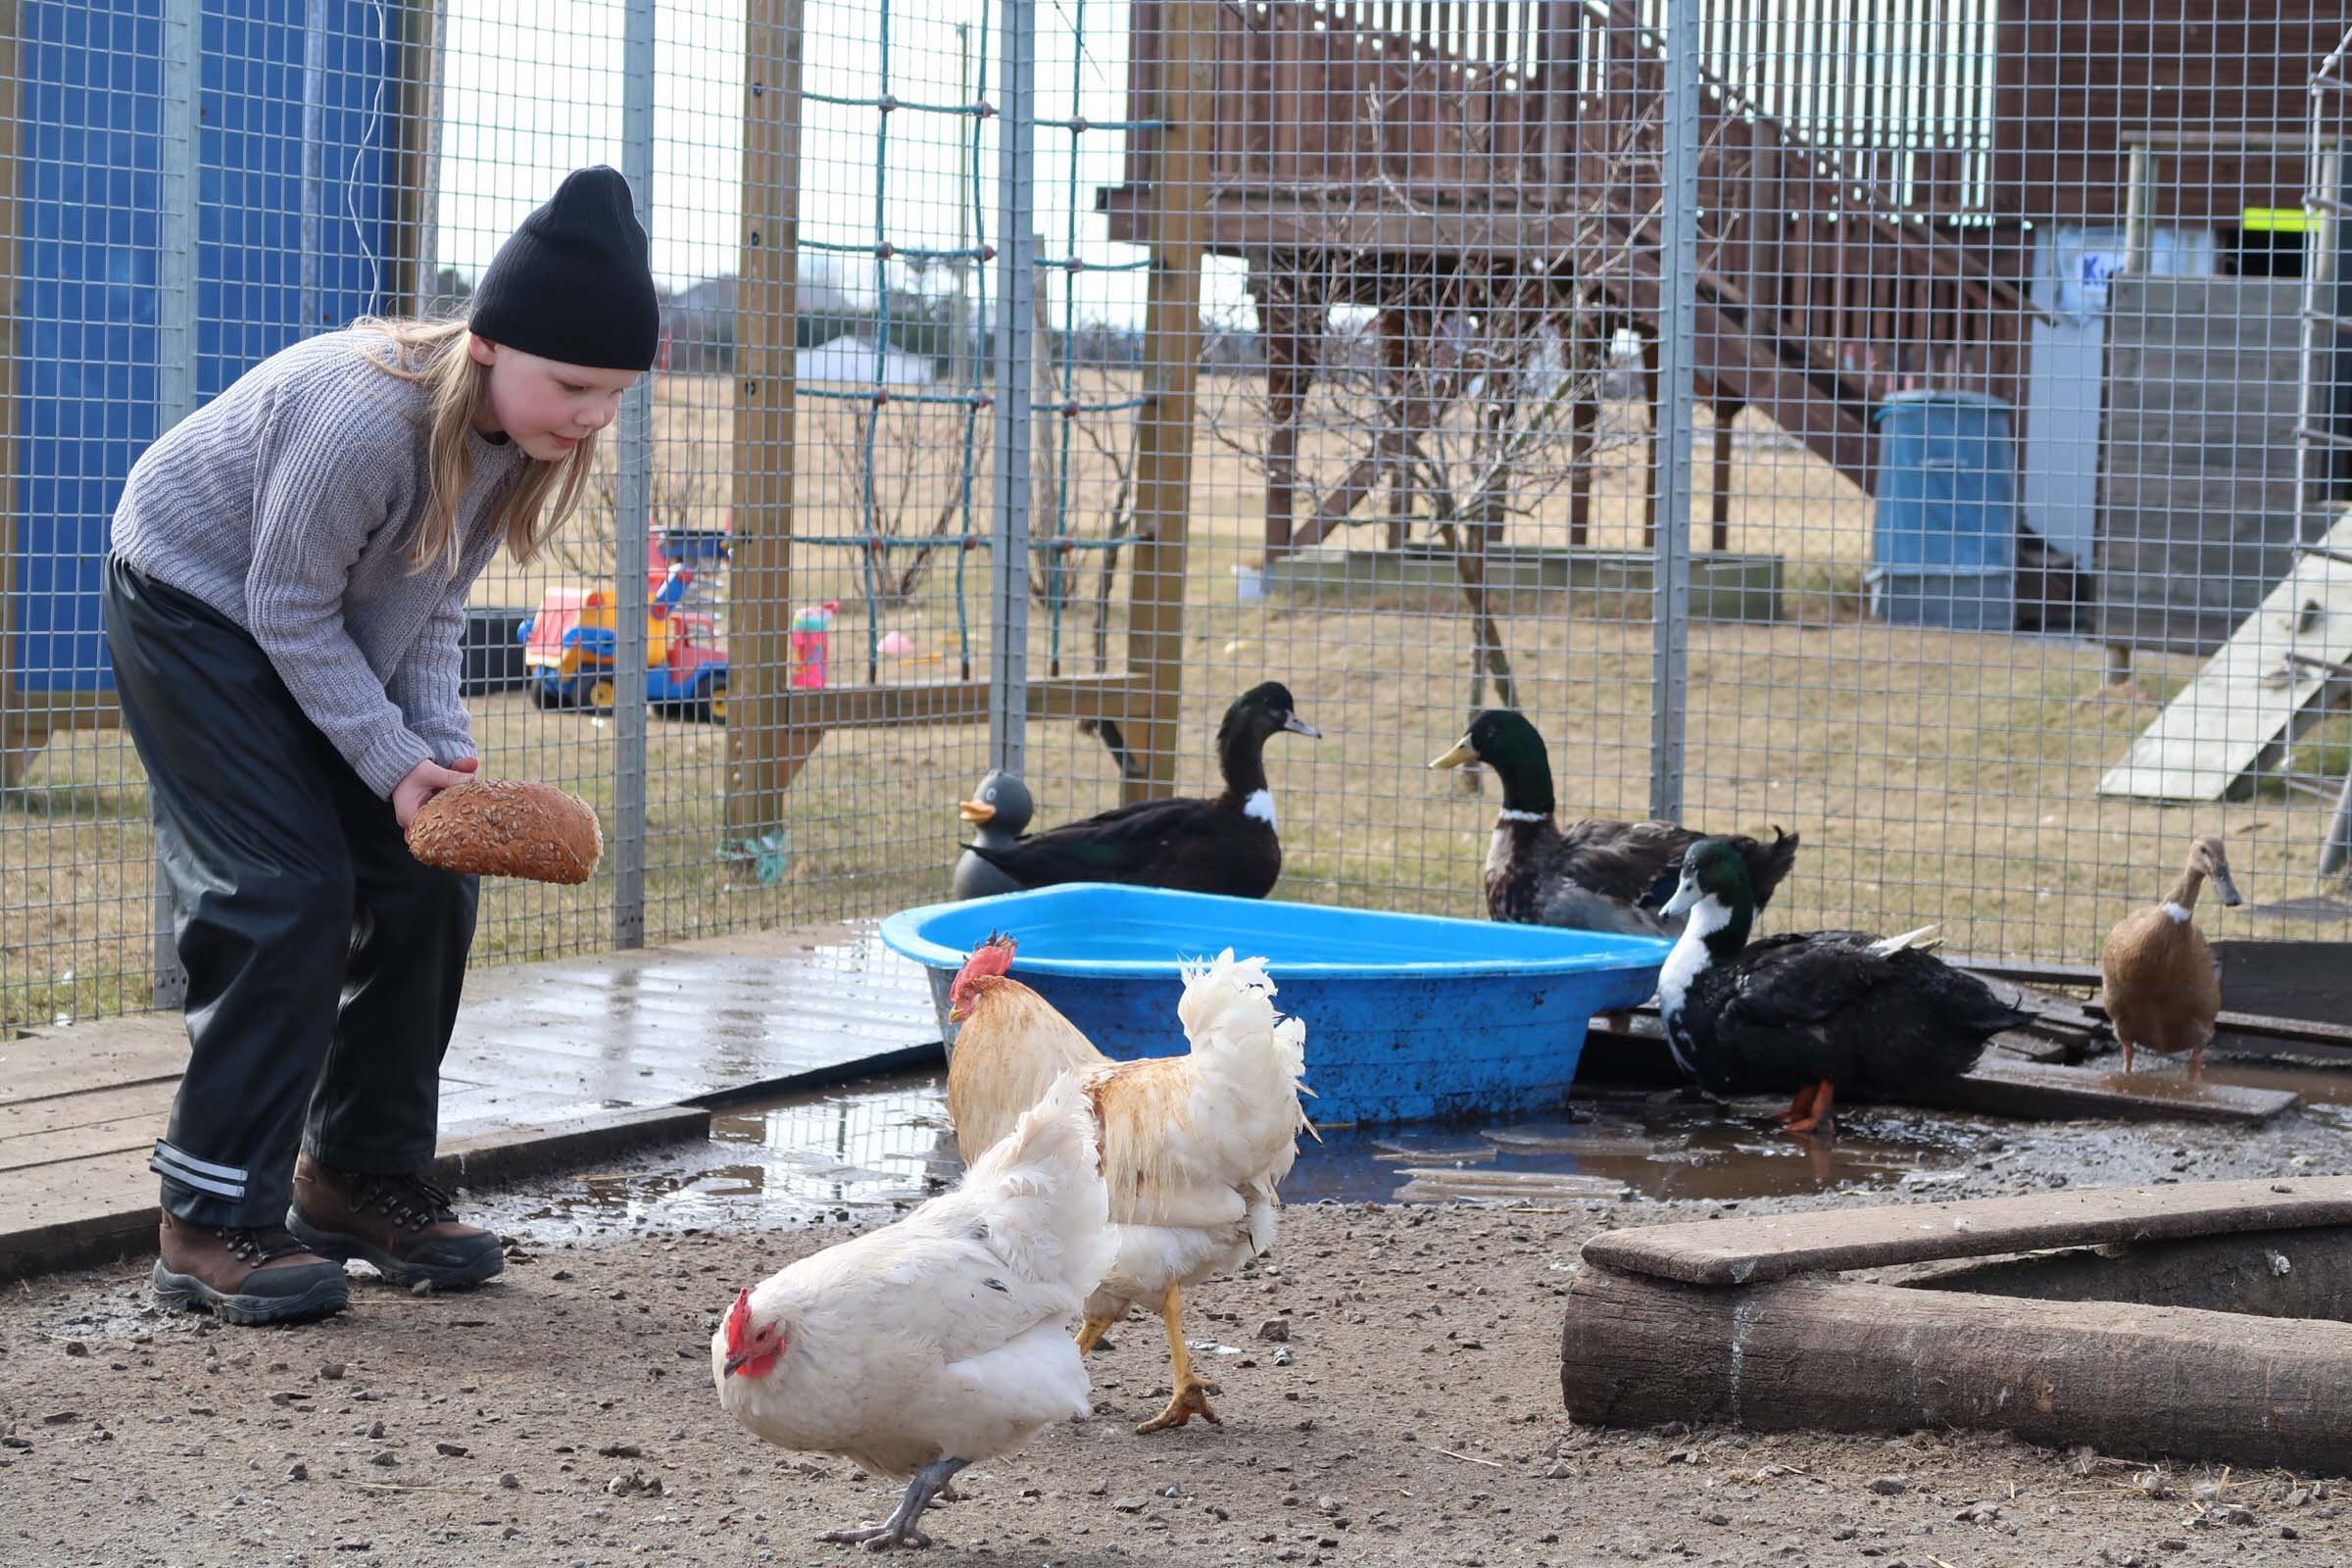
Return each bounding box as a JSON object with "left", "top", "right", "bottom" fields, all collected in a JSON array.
[{"left": 2099, "top": 835, "right": 2242, "bottom": 1078}]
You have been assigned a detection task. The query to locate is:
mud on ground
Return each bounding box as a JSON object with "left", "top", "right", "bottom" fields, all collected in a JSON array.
[{"left": 4, "top": 1101, "right": 2349, "bottom": 1568}]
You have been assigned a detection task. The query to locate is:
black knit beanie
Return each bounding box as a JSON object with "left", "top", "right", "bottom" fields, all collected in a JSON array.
[{"left": 469, "top": 167, "right": 660, "bottom": 372}]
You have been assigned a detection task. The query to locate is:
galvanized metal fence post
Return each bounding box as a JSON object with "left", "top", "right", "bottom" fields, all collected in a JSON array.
[
  {"left": 299, "top": 0, "right": 329, "bottom": 330},
  {"left": 988, "top": 0, "right": 1037, "bottom": 776},
  {"left": 2304, "top": 41, "right": 2352, "bottom": 894},
  {"left": 1648, "top": 0, "right": 1699, "bottom": 825},
  {"left": 149, "top": 0, "right": 200, "bottom": 1010},
  {"left": 612, "top": 0, "right": 657, "bottom": 948}
]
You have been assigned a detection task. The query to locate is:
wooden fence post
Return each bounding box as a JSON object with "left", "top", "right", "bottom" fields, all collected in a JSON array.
[
  {"left": 1121, "top": 0, "right": 1211, "bottom": 805},
  {"left": 726, "top": 0, "right": 810, "bottom": 844}
]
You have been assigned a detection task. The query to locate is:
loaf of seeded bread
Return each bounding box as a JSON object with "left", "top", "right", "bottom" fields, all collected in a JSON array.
[{"left": 405, "top": 779, "right": 603, "bottom": 885}]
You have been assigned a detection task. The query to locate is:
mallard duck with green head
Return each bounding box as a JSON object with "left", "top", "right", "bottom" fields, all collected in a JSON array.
[
  {"left": 1429, "top": 710, "right": 1799, "bottom": 937},
  {"left": 1656, "top": 839, "right": 2031, "bottom": 1132}
]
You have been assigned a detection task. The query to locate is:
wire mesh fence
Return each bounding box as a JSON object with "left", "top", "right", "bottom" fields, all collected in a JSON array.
[{"left": 5, "top": 0, "right": 2351, "bottom": 1030}]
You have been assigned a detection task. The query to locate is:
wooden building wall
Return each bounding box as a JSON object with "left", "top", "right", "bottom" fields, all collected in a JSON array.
[
  {"left": 2094, "top": 276, "right": 2311, "bottom": 658},
  {"left": 1992, "top": 1, "right": 2350, "bottom": 225}
]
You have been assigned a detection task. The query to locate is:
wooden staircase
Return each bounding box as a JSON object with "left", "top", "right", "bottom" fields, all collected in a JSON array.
[{"left": 1102, "top": 0, "right": 2034, "bottom": 495}]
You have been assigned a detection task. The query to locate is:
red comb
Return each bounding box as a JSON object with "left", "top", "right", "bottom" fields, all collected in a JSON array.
[
  {"left": 948, "top": 932, "right": 1017, "bottom": 1007},
  {"left": 723, "top": 1287, "right": 752, "bottom": 1353}
]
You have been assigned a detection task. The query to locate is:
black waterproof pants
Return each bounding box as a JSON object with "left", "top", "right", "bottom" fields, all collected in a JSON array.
[{"left": 103, "top": 558, "right": 476, "bottom": 1229}]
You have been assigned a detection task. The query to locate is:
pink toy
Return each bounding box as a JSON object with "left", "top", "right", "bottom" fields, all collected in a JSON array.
[
  {"left": 878, "top": 629, "right": 916, "bottom": 657},
  {"left": 791, "top": 601, "right": 840, "bottom": 689}
]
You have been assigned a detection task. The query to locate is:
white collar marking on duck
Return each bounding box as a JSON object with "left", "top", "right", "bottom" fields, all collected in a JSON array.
[
  {"left": 1243, "top": 788, "right": 1277, "bottom": 827},
  {"left": 1656, "top": 894, "right": 1732, "bottom": 1077},
  {"left": 1497, "top": 808, "right": 1549, "bottom": 824},
  {"left": 2161, "top": 901, "right": 2192, "bottom": 924}
]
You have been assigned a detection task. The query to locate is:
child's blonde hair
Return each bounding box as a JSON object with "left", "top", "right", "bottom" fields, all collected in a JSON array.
[{"left": 353, "top": 316, "right": 599, "bottom": 574}]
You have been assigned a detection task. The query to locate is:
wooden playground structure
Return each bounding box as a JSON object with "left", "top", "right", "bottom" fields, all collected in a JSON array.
[
  {"left": 1096, "top": 0, "right": 2344, "bottom": 565},
  {"left": 1103, "top": 0, "right": 2034, "bottom": 559}
]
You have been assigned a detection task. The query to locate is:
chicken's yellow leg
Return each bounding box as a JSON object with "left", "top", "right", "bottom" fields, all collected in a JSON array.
[
  {"left": 1136, "top": 1283, "right": 1222, "bottom": 1435},
  {"left": 1075, "top": 1314, "right": 1117, "bottom": 1355}
]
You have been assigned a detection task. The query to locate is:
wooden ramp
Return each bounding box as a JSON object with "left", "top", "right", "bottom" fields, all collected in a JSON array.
[{"left": 2099, "top": 512, "right": 2352, "bottom": 801}]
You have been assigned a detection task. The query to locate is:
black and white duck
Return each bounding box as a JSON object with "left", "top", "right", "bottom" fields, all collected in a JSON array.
[
  {"left": 957, "top": 682, "right": 1319, "bottom": 899},
  {"left": 1655, "top": 839, "right": 2031, "bottom": 1133},
  {"left": 1429, "top": 709, "right": 1799, "bottom": 937},
  {"left": 951, "top": 769, "right": 1036, "bottom": 901}
]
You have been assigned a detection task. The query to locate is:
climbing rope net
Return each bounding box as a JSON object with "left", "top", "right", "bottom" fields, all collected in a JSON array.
[{"left": 797, "top": 0, "right": 1152, "bottom": 684}]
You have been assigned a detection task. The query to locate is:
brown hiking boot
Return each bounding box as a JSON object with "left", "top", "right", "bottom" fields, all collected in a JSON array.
[
  {"left": 152, "top": 1211, "right": 350, "bottom": 1325},
  {"left": 287, "top": 1153, "right": 505, "bottom": 1289}
]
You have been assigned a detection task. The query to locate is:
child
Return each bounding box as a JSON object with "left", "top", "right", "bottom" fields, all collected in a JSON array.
[{"left": 105, "top": 167, "right": 659, "bottom": 1325}]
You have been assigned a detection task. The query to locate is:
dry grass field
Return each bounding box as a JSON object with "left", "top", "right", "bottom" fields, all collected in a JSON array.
[{"left": 7, "top": 370, "right": 2345, "bottom": 1026}]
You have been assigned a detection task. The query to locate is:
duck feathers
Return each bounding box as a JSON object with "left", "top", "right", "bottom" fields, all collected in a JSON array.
[
  {"left": 1681, "top": 931, "right": 2030, "bottom": 1099},
  {"left": 1439, "top": 710, "right": 1800, "bottom": 936},
  {"left": 961, "top": 794, "right": 1280, "bottom": 897},
  {"left": 1525, "top": 820, "right": 1799, "bottom": 931},
  {"left": 2098, "top": 835, "right": 2240, "bottom": 1070},
  {"left": 956, "top": 682, "right": 1315, "bottom": 902}
]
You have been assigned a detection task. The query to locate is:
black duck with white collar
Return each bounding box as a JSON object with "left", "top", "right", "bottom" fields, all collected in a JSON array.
[
  {"left": 958, "top": 682, "right": 1319, "bottom": 899},
  {"left": 1655, "top": 839, "right": 2030, "bottom": 1133},
  {"left": 1429, "top": 709, "right": 1798, "bottom": 937}
]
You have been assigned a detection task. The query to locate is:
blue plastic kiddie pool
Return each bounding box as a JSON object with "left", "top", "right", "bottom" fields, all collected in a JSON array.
[{"left": 880, "top": 883, "right": 1670, "bottom": 1126}]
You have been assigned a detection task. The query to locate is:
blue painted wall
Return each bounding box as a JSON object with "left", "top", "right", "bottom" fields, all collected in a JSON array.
[{"left": 12, "top": 0, "right": 402, "bottom": 696}]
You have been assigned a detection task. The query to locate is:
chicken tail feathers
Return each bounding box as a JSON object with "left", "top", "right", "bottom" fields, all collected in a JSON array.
[
  {"left": 960, "top": 1071, "right": 1116, "bottom": 1303},
  {"left": 1176, "top": 951, "right": 1308, "bottom": 1086}
]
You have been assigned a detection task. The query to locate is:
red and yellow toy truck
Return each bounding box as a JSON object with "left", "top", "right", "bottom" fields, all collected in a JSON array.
[{"left": 518, "top": 566, "right": 728, "bottom": 722}]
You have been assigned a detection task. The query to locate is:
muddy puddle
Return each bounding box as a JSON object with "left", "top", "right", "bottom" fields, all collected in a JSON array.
[{"left": 471, "top": 1070, "right": 2010, "bottom": 1245}]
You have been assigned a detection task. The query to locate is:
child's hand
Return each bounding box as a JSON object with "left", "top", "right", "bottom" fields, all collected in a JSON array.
[{"left": 392, "top": 756, "right": 480, "bottom": 829}]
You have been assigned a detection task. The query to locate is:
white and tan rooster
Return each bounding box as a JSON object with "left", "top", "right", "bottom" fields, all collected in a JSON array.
[
  {"left": 945, "top": 934, "right": 1311, "bottom": 1434},
  {"left": 711, "top": 1073, "right": 1114, "bottom": 1550}
]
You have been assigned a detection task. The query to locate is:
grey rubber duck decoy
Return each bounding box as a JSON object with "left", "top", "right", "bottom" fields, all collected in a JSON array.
[{"left": 953, "top": 770, "right": 1036, "bottom": 901}]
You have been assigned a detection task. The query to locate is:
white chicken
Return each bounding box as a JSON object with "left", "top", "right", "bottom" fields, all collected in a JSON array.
[
  {"left": 711, "top": 1072, "right": 1114, "bottom": 1550},
  {"left": 945, "top": 935, "right": 1311, "bottom": 1434}
]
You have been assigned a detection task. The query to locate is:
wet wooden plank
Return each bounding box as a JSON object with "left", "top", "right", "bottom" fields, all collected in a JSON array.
[
  {"left": 0, "top": 1017, "right": 187, "bottom": 1103},
  {"left": 689, "top": 1041, "right": 945, "bottom": 1109},
  {"left": 1907, "top": 1056, "right": 2298, "bottom": 1126},
  {"left": 1901, "top": 1226, "right": 2352, "bottom": 1319},
  {"left": 2214, "top": 942, "right": 2352, "bottom": 1027},
  {"left": 0, "top": 1113, "right": 165, "bottom": 1174},
  {"left": 1369, "top": 1138, "right": 1499, "bottom": 1165},
  {"left": 435, "top": 1084, "right": 621, "bottom": 1134},
  {"left": 0, "top": 1079, "right": 178, "bottom": 1141},
  {"left": 435, "top": 1104, "right": 711, "bottom": 1190},
  {"left": 1576, "top": 1010, "right": 2292, "bottom": 1122},
  {"left": 0, "top": 1105, "right": 711, "bottom": 1284},
  {"left": 0, "top": 925, "right": 943, "bottom": 1283},
  {"left": 0, "top": 1152, "right": 160, "bottom": 1282},
  {"left": 1956, "top": 953, "right": 2352, "bottom": 1054},
  {"left": 1581, "top": 1176, "right": 2352, "bottom": 1287}
]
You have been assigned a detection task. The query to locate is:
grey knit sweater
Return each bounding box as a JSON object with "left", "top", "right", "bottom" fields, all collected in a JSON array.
[{"left": 111, "top": 330, "right": 530, "bottom": 799}]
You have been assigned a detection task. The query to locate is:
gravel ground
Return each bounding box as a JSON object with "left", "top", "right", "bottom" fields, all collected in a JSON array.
[{"left": 4, "top": 1098, "right": 2350, "bottom": 1568}]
